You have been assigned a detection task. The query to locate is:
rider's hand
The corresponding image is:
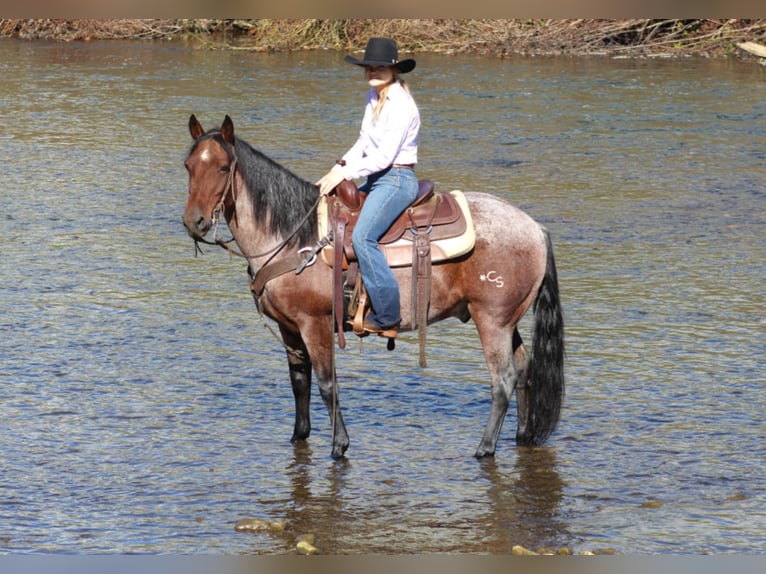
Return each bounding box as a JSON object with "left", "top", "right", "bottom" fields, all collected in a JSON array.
[{"left": 316, "top": 167, "right": 346, "bottom": 196}]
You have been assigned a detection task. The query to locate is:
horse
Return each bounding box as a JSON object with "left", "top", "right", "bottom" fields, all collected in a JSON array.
[{"left": 182, "top": 114, "right": 565, "bottom": 460}]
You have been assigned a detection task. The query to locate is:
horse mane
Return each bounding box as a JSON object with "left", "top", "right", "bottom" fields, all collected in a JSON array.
[
  {"left": 233, "top": 138, "right": 319, "bottom": 247},
  {"left": 190, "top": 129, "right": 319, "bottom": 247}
]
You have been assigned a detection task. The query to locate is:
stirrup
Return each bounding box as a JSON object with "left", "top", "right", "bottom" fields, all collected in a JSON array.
[
  {"left": 351, "top": 289, "right": 368, "bottom": 336},
  {"left": 362, "top": 319, "right": 399, "bottom": 339}
]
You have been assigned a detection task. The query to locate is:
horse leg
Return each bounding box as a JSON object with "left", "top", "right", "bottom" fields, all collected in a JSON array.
[
  {"left": 302, "top": 329, "right": 350, "bottom": 459},
  {"left": 316, "top": 370, "right": 350, "bottom": 459},
  {"left": 279, "top": 326, "right": 312, "bottom": 444},
  {"left": 473, "top": 313, "right": 517, "bottom": 458},
  {"left": 511, "top": 328, "right": 532, "bottom": 443}
]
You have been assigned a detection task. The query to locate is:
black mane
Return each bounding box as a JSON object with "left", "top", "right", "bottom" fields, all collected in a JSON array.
[
  {"left": 234, "top": 138, "right": 319, "bottom": 247},
  {"left": 190, "top": 129, "right": 319, "bottom": 247}
]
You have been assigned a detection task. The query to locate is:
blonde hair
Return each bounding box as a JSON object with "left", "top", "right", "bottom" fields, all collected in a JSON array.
[{"left": 372, "top": 74, "right": 409, "bottom": 123}]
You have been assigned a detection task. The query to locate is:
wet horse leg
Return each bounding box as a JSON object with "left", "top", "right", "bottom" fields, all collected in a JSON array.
[
  {"left": 315, "top": 369, "right": 350, "bottom": 459},
  {"left": 473, "top": 313, "right": 518, "bottom": 458},
  {"left": 279, "top": 326, "right": 312, "bottom": 444},
  {"left": 301, "top": 328, "right": 350, "bottom": 459},
  {"left": 510, "top": 328, "right": 531, "bottom": 443}
]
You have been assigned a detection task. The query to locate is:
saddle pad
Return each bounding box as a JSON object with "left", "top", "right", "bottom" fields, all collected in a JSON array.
[{"left": 318, "top": 190, "right": 475, "bottom": 268}]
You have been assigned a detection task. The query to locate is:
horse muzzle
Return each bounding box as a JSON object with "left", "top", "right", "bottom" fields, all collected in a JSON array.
[{"left": 182, "top": 208, "right": 213, "bottom": 240}]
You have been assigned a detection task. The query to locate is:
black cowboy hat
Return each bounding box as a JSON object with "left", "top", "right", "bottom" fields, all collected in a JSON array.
[{"left": 344, "top": 37, "right": 416, "bottom": 74}]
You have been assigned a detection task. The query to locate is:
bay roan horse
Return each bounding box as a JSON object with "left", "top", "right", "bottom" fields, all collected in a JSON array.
[{"left": 182, "top": 115, "right": 565, "bottom": 459}]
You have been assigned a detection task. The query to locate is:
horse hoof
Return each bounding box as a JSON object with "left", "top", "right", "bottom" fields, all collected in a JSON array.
[
  {"left": 515, "top": 432, "right": 541, "bottom": 446},
  {"left": 474, "top": 447, "right": 496, "bottom": 459},
  {"left": 331, "top": 442, "right": 349, "bottom": 460}
]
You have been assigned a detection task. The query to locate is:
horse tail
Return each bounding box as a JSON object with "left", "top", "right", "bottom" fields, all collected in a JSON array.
[{"left": 518, "top": 228, "right": 565, "bottom": 445}]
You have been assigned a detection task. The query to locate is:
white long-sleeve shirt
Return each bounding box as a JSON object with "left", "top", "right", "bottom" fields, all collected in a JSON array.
[{"left": 340, "top": 81, "right": 420, "bottom": 180}]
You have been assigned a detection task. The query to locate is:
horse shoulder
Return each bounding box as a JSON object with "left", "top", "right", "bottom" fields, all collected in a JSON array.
[{"left": 257, "top": 264, "right": 333, "bottom": 325}]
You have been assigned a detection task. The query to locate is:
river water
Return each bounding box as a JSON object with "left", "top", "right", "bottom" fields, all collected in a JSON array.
[{"left": 0, "top": 39, "right": 764, "bottom": 555}]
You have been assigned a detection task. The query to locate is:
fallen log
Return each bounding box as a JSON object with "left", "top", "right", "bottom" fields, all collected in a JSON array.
[{"left": 737, "top": 41, "right": 766, "bottom": 58}]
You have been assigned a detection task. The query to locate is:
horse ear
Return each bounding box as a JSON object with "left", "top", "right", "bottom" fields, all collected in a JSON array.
[
  {"left": 189, "top": 114, "right": 205, "bottom": 140},
  {"left": 221, "top": 115, "right": 235, "bottom": 145}
]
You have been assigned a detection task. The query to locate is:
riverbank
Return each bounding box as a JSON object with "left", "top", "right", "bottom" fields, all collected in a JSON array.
[{"left": 2, "top": 19, "right": 766, "bottom": 59}]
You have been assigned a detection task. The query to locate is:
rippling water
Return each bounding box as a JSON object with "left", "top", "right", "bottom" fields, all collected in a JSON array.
[{"left": 0, "top": 40, "right": 764, "bottom": 554}]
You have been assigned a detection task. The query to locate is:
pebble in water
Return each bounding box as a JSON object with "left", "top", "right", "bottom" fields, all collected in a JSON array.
[
  {"left": 511, "top": 545, "right": 538, "bottom": 555},
  {"left": 512, "top": 545, "right": 616, "bottom": 556},
  {"left": 233, "top": 518, "right": 286, "bottom": 533},
  {"left": 296, "top": 533, "right": 317, "bottom": 555}
]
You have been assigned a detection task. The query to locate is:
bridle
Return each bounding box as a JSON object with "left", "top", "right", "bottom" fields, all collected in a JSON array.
[
  {"left": 208, "top": 156, "right": 238, "bottom": 245},
  {"left": 188, "top": 139, "right": 239, "bottom": 255}
]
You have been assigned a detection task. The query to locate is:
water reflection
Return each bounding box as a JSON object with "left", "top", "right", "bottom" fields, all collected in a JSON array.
[
  {"left": 247, "top": 444, "right": 569, "bottom": 554},
  {"left": 279, "top": 443, "right": 350, "bottom": 553},
  {"left": 477, "top": 448, "right": 568, "bottom": 553}
]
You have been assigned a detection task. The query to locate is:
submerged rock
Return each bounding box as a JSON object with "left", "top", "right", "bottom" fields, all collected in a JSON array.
[
  {"left": 233, "top": 518, "right": 286, "bottom": 533},
  {"left": 592, "top": 548, "right": 619, "bottom": 555},
  {"left": 511, "top": 544, "right": 616, "bottom": 556},
  {"left": 298, "top": 533, "right": 315, "bottom": 545},
  {"left": 296, "top": 534, "right": 317, "bottom": 555},
  {"left": 511, "top": 545, "right": 538, "bottom": 555}
]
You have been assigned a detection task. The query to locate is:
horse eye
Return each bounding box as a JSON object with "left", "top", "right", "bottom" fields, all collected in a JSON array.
[{"left": 219, "top": 165, "right": 230, "bottom": 174}]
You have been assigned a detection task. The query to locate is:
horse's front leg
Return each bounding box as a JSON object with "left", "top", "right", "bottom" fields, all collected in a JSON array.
[
  {"left": 304, "top": 327, "right": 349, "bottom": 459},
  {"left": 279, "top": 326, "right": 312, "bottom": 444}
]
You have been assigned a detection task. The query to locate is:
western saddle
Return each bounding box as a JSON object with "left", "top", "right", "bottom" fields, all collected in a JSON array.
[{"left": 326, "top": 178, "right": 467, "bottom": 366}]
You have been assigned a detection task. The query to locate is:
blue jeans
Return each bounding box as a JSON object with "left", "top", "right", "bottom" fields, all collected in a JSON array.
[{"left": 352, "top": 166, "right": 419, "bottom": 328}]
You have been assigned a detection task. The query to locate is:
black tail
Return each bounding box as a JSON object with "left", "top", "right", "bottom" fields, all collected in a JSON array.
[{"left": 518, "top": 229, "right": 565, "bottom": 445}]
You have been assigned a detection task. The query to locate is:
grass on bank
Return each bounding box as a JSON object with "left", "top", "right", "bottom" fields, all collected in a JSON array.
[{"left": 1, "top": 19, "right": 765, "bottom": 58}]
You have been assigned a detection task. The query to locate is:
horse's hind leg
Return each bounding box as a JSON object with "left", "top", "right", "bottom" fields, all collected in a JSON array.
[
  {"left": 511, "top": 328, "right": 531, "bottom": 443},
  {"left": 474, "top": 316, "right": 518, "bottom": 458}
]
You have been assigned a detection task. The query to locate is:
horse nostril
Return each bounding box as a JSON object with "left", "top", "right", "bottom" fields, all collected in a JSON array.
[
  {"left": 182, "top": 216, "right": 198, "bottom": 232},
  {"left": 182, "top": 214, "right": 203, "bottom": 235}
]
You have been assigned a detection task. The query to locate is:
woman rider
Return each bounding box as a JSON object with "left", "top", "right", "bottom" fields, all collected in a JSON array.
[{"left": 317, "top": 37, "right": 420, "bottom": 336}]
